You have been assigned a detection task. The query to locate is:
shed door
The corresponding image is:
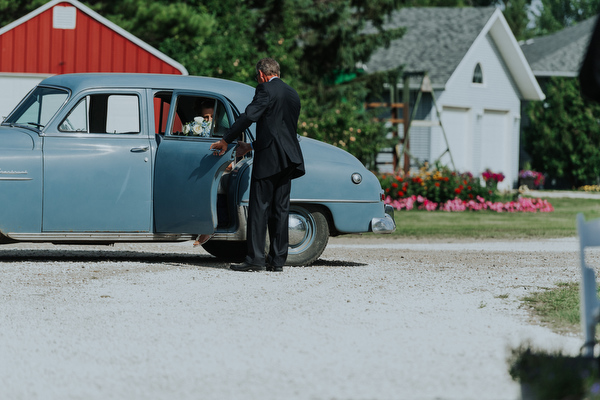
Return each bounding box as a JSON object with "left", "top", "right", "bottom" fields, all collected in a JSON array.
[
  {"left": 42, "top": 91, "right": 152, "bottom": 232},
  {"left": 480, "top": 110, "right": 508, "bottom": 174},
  {"left": 437, "top": 107, "right": 470, "bottom": 172}
]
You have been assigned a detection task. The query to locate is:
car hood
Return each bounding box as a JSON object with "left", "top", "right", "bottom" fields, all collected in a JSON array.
[{"left": 0, "top": 125, "right": 37, "bottom": 150}]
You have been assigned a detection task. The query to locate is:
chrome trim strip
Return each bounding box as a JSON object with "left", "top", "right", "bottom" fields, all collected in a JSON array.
[
  {"left": 241, "top": 199, "right": 380, "bottom": 204},
  {"left": 8, "top": 233, "right": 195, "bottom": 242},
  {"left": 0, "top": 177, "right": 32, "bottom": 181}
]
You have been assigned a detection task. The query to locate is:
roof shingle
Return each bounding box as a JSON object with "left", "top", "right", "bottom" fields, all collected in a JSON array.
[
  {"left": 364, "top": 7, "right": 496, "bottom": 85},
  {"left": 520, "top": 16, "right": 597, "bottom": 76}
]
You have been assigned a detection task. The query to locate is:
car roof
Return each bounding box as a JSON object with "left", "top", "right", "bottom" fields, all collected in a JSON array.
[{"left": 40, "top": 73, "right": 255, "bottom": 112}]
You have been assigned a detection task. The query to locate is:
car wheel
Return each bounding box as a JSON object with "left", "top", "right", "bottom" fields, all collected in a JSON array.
[
  {"left": 202, "top": 240, "right": 246, "bottom": 262},
  {"left": 203, "top": 205, "right": 330, "bottom": 266},
  {"left": 285, "top": 205, "right": 329, "bottom": 266}
]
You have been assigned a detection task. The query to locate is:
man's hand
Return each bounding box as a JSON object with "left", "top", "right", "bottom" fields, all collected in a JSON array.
[
  {"left": 210, "top": 139, "right": 228, "bottom": 156},
  {"left": 236, "top": 141, "right": 252, "bottom": 157}
]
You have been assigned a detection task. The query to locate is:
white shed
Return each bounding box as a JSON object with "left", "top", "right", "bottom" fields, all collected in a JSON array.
[{"left": 365, "top": 8, "right": 544, "bottom": 190}]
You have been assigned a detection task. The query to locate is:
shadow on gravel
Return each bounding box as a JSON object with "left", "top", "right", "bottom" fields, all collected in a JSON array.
[
  {"left": 0, "top": 250, "right": 365, "bottom": 269},
  {"left": 0, "top": 249, "right": 220, "bottom": 267},
  {"left": 311, "top": 259, "right": 367, "bottom": 267}
]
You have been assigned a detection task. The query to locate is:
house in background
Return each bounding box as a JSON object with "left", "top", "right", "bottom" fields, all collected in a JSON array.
[
  {"left": 520, "top": 15, "right": 597, "bottom": 81},
  {"left": 0, "top": 0, "right": 187, "bottom": 119},
  {"left": 364, "top": 7, "right": 544, "bottom": 190}
]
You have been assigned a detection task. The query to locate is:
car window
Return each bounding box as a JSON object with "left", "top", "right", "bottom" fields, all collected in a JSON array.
[
  {"left": 59, "top": 94, "right": 140, "bottom": 134},
  {"left": 169, "top": 95, "right": 231, "bottom": 138},
  {"left": 4, "top": 86, "right": 68, "bottom": 129}
]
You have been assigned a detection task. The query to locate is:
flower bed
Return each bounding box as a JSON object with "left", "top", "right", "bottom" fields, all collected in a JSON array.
[
  {"left": 519, "top": 170, "right": 545, "bottom": 188},
  {"left": 385, "top": 195, "right": 554, "bottom": 213},
  {"left": 379, "top": 164, "right": 553, "bottom": 213}
]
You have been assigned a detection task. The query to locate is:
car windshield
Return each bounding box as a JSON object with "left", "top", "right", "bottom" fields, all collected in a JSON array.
[{"left": 3, "top": 86, "right": 69, "bottom": 129}]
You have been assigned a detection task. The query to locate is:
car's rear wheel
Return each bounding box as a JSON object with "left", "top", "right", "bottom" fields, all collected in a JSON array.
[{"left": 202, "top": 205, "right": 329, "bottom": 266}]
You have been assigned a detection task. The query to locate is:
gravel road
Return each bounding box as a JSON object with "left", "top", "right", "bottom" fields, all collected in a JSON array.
[{"left": 0, "top": 237, "right": 593, "bottom": 400}]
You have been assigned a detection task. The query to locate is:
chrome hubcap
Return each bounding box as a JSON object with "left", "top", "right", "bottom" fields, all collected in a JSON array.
[{"left": 288, "top": 209, "right": 315, "bottom": 254}]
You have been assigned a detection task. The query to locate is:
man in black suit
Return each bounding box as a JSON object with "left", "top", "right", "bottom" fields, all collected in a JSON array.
[{"left": 210, "top": 58, "right": 305, "bottom": 272}]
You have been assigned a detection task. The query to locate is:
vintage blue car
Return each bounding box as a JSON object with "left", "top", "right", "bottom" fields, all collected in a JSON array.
[{"left": 0, "top": 73, "right": 395, "bottom": 265}]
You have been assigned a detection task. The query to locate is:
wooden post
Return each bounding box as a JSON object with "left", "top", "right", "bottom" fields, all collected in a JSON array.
[
  {"left": 402, "top": 74, "right": 410, "bottom": 174},
  {"left": 391, "top": 79, "right": 398, "bottom": 170}
]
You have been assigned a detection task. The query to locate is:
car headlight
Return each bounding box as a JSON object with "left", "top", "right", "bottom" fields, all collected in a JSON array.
[{"left": 351, "top": 173, "right": 362, "bottom": 184}]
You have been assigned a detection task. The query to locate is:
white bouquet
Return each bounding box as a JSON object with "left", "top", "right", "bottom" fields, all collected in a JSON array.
[{"left": 183, "top": 116, "right": 211, "bottom": 136}]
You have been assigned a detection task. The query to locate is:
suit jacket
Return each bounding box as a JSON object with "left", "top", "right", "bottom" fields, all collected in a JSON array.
[
  {"left": 580, "top": 16, "right": 600, "bottom": 102},
  {"left": 223, "top": 78, "right": 305, "bottom": 180}
]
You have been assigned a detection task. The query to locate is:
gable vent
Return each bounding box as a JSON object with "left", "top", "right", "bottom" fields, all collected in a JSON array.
[{"left": 53, "top": 6, "right": 77, "bottom": 30}]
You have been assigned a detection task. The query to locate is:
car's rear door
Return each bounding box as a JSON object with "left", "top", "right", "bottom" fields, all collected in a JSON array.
[
  {"left": 153, "top": 90, "right": 236, "bottom": 234},
  {"left": 42, "top": 89, "right": 153, "bottom": 232}
]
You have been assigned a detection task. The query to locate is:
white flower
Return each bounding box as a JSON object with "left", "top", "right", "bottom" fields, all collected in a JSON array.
[
  {"left": 183, "top": 125, "right": 190, "bottom": 134},
  {"left": 192, "top": 124, "right": 203, "bottom": 135},
  {"left": 194, "top": 117, "right": 204, "bottom": 124}
]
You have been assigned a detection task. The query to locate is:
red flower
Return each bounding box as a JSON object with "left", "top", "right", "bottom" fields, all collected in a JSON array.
[
  {"left": 455, "top": 188, "right": 461, "bottom": 194},
  {"left": 392, "top": 182, "right": 398, "bottom": 188},
  {"left": 385, "top": 188, "right": 390, "bottom": 193},
  {"left": 468, "top": 193, "right": 473, "bottom": 199},
  {"left": 435, "top": 182, "right": 440, "bottom": 187},
  {"left": 459, "top": 185, "right": 464, "bottom": 190},
  {"left": 467, "top": 186, "right": 471, "bottom": 190},
  {"left": 398, "top": 191, "right": 405, "bottom": 197},
  {"left": 396, "top": 176, "right": 403, "bottom": 182}
]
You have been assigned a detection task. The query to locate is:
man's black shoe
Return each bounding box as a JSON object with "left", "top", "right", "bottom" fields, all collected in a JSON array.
[
  {"left": 230, "top": 262, "right": 266, "bottom": 272},
  {"left": 266, "top": 264, "right": 283, "bottom": 272}
]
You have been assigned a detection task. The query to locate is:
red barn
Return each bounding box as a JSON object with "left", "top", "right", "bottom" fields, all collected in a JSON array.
[{"left": 0, "top": 0, "right": 188, "bottom": 118}]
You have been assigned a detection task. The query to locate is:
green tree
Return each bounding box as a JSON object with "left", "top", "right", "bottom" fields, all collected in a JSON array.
[
  {"left": 244, "top": 0, "right": 408, "bottom": 169},
  {"left": 525, "top": 77, "right": 600, "bottom": 187},
  {"left": 0, "top": 0, "right": 47, "bottom": 26},
  {"left": 501, "top": 0, "right": 532, "bottom": 39},
  {"left": 0, "top": 0, "right": 407, "bottom": 168},
  {"left": 532, "top": 0, "right": 600, "bottom": 35}
]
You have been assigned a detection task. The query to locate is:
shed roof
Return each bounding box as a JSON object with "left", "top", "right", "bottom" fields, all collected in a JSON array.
[
  {"left": 364, "top": 7, "right": 544, "bottom": 100},
  {"left": 0, "top": 0, "right": 187, "bottom": 75},
  {"left": 520, "top": 15, "right": 597, "bottom": 77}
]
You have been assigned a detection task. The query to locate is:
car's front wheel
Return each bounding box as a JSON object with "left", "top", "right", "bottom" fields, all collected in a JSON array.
[{"left": 202, "top": 205, "right": 329, "bottom": 266}]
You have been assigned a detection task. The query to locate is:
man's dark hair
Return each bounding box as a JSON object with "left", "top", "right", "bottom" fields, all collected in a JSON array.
[{"left": 257, "top": 58, "right": 280, "bottom": 77}]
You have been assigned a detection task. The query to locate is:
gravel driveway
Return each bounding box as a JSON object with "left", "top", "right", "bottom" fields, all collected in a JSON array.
[{"left": 0, "top": 237, "right": 592, "bottom": 400}]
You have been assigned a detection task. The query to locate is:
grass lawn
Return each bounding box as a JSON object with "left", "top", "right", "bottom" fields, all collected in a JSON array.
[
  {"left": 381, "top": 196, "right": 600, "bottom": 240},
  {"left": 521, "top": 282, "right": 582, "bottom": 334}
]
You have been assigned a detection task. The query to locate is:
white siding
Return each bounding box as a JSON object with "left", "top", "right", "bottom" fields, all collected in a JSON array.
[{"left": 431, "top": 34, "right": 522, "bottom": 190}]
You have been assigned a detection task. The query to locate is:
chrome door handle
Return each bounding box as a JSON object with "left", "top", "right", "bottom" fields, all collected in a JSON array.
[{"left": 130, "top": 146, "right": 149, "bottom": 153}]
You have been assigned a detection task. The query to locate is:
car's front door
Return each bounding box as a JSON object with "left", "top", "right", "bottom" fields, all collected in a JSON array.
[
  {"left": 42, "top": 90, "right": 152, "bottom": 232},
  {"left": 153, "top": 91, "right": 236, "bottom": 234}
]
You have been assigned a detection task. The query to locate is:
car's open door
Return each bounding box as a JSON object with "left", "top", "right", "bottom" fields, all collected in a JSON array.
[{"left": 153, "top": 91, "right": 236, "bottom": 234}]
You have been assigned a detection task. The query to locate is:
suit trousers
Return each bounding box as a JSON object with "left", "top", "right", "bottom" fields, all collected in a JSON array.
[{"left": 245, "top": 167, "right": 294, "bottom": 267}]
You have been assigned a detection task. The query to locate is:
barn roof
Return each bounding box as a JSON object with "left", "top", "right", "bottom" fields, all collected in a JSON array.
[
  {"left": 0, "top": 0, "right": 187, "bottom": 75},
  {"left": 364, "top": 7, "right": 544, "bottom": 100},
  {"left": 520, "top": 15, "right": 597, "bottom": 77}
]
